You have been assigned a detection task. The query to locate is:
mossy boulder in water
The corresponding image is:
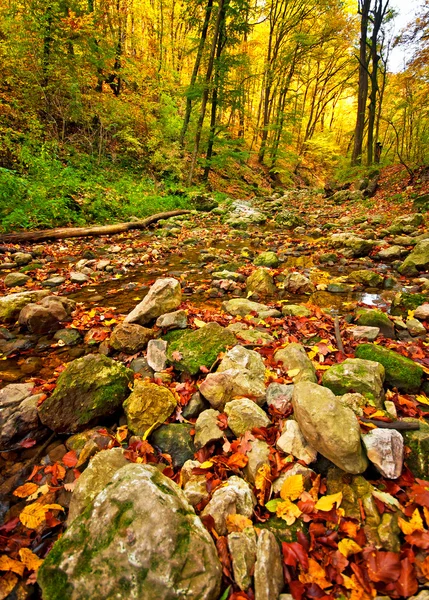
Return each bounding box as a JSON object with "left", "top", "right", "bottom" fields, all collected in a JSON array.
[
  {"left": 167, "top": 322, "right": 236, "bottom": 375},
  {"left": 38, "top": 463, "right": 222, "bottom": 600},
  {"left": 38, "top": 354, "right": 133, "bottom": 433},
  {"left": 355, "top": 344, "right": 423, "bottom": 393},
  {"left": 0, "top": 290, "right": 49, "bottom": 322},
  {"left": 246, "top": 268, "right": 276, "bottom": 296},
  {"left": 254, "top": 251, "right": 279, "bottom": 268}
]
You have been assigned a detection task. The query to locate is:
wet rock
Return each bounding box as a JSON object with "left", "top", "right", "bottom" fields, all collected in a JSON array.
[
  {"left": 18, "top": 304, "right": 61, "bottom": 334},
  {"left": 67, "top": 448, "right": 129, "bottom": 524},
  {"left": 254, "top": 251, "right": 279, "bottom": 268},
  {"left": 212, "top": 270, "right": 245, "bottom": 282},
  {"left": 266, "top": 382, "right": 293, "bottom": 413},
  {"left": 146, "top": 339, "right": 168, "bottom": 371},
  {"left": 13, "top": 252, "right": 33, "bottom": 266},
  {"left": 70, "top": 271, "right": 89, "bottom": 284},
  {"left": 124, "top": 381, "right": 176, "bottom": 436},
  {"left": 130, "top": 357, "right": 153, "bottom": 377},
  {"left": 376, "top": 245, "right": 406, "bottom": 261},
  {"left": 414, "top": 303, "right": 429, "bottom": 320},
  {"left": 39, "top": 354, "right": 133, "bottom": 433},
  {"left": 398, "top": 239, "right": 429, "bottom": 276},
  {"left": 292, "top": 381, "right": 368, "bottom": 474},
  {"left": 227, "top": 323, "right": 274, "bottom": 346},
  {"left": 224, "top": 398, "right": 270, "bottom": 437},
  {"left": 181, "top": 460, "right": 209, "bottom": 506},
  {"left": 150, "top": 423, "right": 195, "bottom": 468},
  {"left": 244, "top": 438, "right": 270, "bottom": 484},
  {"left": 125, "top": 278, "right": 182, "bottom": 325},
  {"left": 54, "top": 329, "right": 82, "bottom": 346},
  {"left": 222, "top": 298, "right": 281, "bottom": 319},
  {"left": 378, "top": 512, "right": 401, "bottom": 552},
  {"left": 201, "top": 475, "right": 255, "bottom": 535},
  {"left": 39, "top": 463, "right": 222, "bottom": 600},
  {"left": 276, "top": 420, "right": 317, "bottom": 464},
  {"left": 361, "top": 429, "right": 404, "bottom": 479},
  {"left": 66, "top": 428, "right": 113, "bottom": 453},
  {"left": 272, "top": 464, "right": 315, "bottom": 494},
  {"left": 355, "top": 308, "right": 395, "bottom": 339},
  {"left": 110, "top": 322, "right": 155, "bottom": 354},
  {"left": 402, "top": 420, "right": 429, "bottom": 478},
  {"left": 0, "top": 290, "right": 50, "bottom": 323},
  {"left": 355, "top": 343, "right": 423, "bottom": 393},
  {"left": 282, "top": 272, "right": 315, "bottom": 294},
  {"left": 42, "top": 275, "right": 66, "bottom": 287},
  {"left": 322, "top": 358, "right": 385, "bottom": 406},
  {"left": 282, "top": 304, "right": 311, "bottom": 317},
  {"left": 182, "top": 391, "right": 209, "bottom": 419},
  {"left": 167, "top": 322, "right": 236, "bottom": 375},
  {"left": 0, "top": 383, "right": 45, "bottom": 450},
  {"left": 4, "top": 272, "right": 30, "bottom": 287},
  {"left": 228, "top": 528, "right": 257, "bottom": 591},
  {"left": 349, "top": 326, "right": 380, "bottom": 341},
  {"left": 156, "top": 309, "right": 188, "bottom": 330},
  {"left": 254, "top": 529, "right": 284, "bottom": 600},
  {"left": 246, "top": 268, "right": 276, "bottom": 296},
  {"left": 349, "top": 270, "right": 384, "bottom": 287},
  {"left": 406, "top": 318, "right": 427, "bottom": 336},
  {"left": 194, "top": 409, "right": 224, "bottom": 449},
  {"left": 330, "top": 233, "right": 375, "bottom": 257},
  {"left": 274, "top": 343, "right": 317, "bottom": 383}
]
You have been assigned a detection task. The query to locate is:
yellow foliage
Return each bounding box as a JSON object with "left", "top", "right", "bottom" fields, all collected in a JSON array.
[
  {"left": 280, "top": 474, "right": 304, "bottom": 502},
  {"left": 315, "top": 491, "right": 343, "bottom": 512},
  {"left": 18, "top": 548, "right": 43, "bottom": 572},
  {"left": 338, "top": 538, "right": 363, "bottom": 557},
  {"left": 398, "top": 509, "right": 425, "bottom": 535},
  {"left": 12, "top": 482, "right": 39, "bottom": 498},
  {"left": 276, "top": 498, "right": 302, "bottom": 525},
  {"left": 0, "top": 555, "right": 24, "bottom": 576},
  {"left": 226, "top": 514, "right": 253, "bottom": 533},
  {"left": 19, "top": 503, "right": 64, "bottom": 529}
]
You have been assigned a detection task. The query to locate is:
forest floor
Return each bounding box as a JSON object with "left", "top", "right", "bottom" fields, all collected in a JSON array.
[{"left": 1, "top": 165, "right": 429, "bottom": 599}]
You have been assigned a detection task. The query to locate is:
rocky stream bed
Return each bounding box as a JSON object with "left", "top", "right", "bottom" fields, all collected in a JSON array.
[{"left": 1, "top": 188, "right": 429, "bottom": 600}]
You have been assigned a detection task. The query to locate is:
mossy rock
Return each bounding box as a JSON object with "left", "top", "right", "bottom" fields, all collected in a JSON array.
[
  {"left": 348, "top": 270, "right": 384, "bottom": 288},
  {"left": 355, "top": 308, "right": 395, "bottom": 339},
  {"left": 167, "top": 322, "right": 236, "bottom": 375},
  {"left": 257, "top": 517, "right": 307, "bottom": 544},
  {"left": 254, "top": 251, "right": 279, "bottom": 268},
  {"left": 38, "top": 354, "right": 134, "bottom": 433},
  {"left": 355, "top": 344, "right": 423, "bottom": 393},
  {"left": 391, "top": 292, "right": 428, "bottom": 317},
  {"left": 322, "top": 358, "right": 385, "bottom": 406},
  {"left": 402, "top": 419, "right": 429, "bottom": 479}
]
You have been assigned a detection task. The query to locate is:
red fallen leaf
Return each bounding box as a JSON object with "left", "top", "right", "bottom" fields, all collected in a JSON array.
[
  {"left": 365, "top": 549, "right": 401, "bottom": 583},
  {"left": 216, "top": 413, "right": 229, "bottom": 430},
  {"left": 62, "top": 450, "right": 78, "bottom": 467},
  {"left": 44, "top": 512, "right": 62, "bottom": 528},
  {"left": 27, "top": 465, "right": 42, "bottom": 481},
  {"left": 394, "top": 556, "right": 418, "bottom": 597},
  {"left": 405, "top": 530, "right": 429, "bottom": 549},
  {"left": 410, "top": 480, "right": 429, "bottom": 507},
  {"left": 216, "top": 536, "right": 232, "bottom": 578},
  {"left": 282, "top": 541, "right": 309, "bottom": 570},
  {"left": 229, "top": 592, "right": 254, "bottom": 600},
  {"left": 289, "top": 580, "right": 306, "bottom": 600},
  {"left": 19, "top": 438, "right": 37, "bottom": 448},
  {"left": 0, "top": 517, "right": 19, "bottom": 532}
]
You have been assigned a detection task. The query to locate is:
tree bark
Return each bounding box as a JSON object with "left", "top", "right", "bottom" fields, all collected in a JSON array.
[{"left": 0, "top": 211, "right": 192, "bottom": 243}]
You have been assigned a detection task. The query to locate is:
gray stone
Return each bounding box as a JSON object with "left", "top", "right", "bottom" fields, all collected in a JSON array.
[
  {"left": 13, "top": 252, "right": 33, "bottom": 266},
  {"left": 70, "top": 272, "right": 89, "bottom": 284},
  {"left": 130, "top": 357, "right": 153, "bottom": 377},
  {"left": 406, "top": 318, "right": 427, "bottom": 336},
  {"left": 266, "top": 383, "right": 294, "bottom": 413},
  {"left": 67, "top": 448, "right": 129, "bottom": 524},
  {"left": 201, "top": 475, "right": 255, "bottom": 535},
  {"left": 42, "top": 276, "right": 66, "bottom": 287},
  {"left": 150, "top": 423, "right": 195, "bottom": 468},
  {"left": 272, "top": 464, "right": 315, "bottom": 494},
  {"left": 225, "top": 398, "right": 270, "bottom": 437},
  {"left": 228, "top": 529, "right": 257, "bottom": 591},
  {"left": 110, "top": 322, "right": 155, "bottom": 354},
  {"left": 227, "top": 323, "right": 274, "bottom": 346},
  {"left": 274, "top": 343, "right": 317, "bottom": 383},
  {"left": 322, "top": 358, "right": 385, "bottom": 406},
  {"left": 156, "top": 309, "right": 188, "bottom": 330},
  {"left": 376, "top": 245, "right": 406, "bottom": 261},
  {"left": 362, "top": 429, "right": 404, "bottom": 479},
  {"left": 414, "top": 303, "right": 429, "bottom": 320},
  {"left": 4, "top": 272, "right": 30, "bottom": 287},
  {"left": 0, "top": 384, "right": 45, "bottom": 451},
  {"left": 254, "top": 529, "right": 284, "bottom": 600},
  {"left": 276, "top": 420, "right": 317, "bottom": 464},
  {"left": 218, "top": 345, "right": 265, "bottom": 379},
  {"left": 182, "top": 392, "right": 209, "bottom": 419},
  {"left": 355, "top": 308, "right": 395, "bottom": 339},
  {"left": 244, "top": 438, "right": 270, "bottom": 484},
  {"left": 0, "top": 290, "right": 50, "bottom": 322},
  {"left": 18, "top": 304, "right": 60, "bottom": 334},
  {"left": 146, "top": 339, "right": 168, "bottom": 371},
  {"left": 282, "top": 272, "right": 315, "bottom": 294},
  {"left": 40, "top": 296, "right": 75, "bottom": 320},
  {"left": 349, "top": 326, "right": 380, "bottom": 341},
  {"left": 339, "top": 393, "right": 366, "bottom": 416},
  {"left": 292, "top": 381, "right": 368, "bottom": 474},
  {"left": 194, "top": 409, "right": 224, "bottom": 449},
  {"left": 212, "top": 270, "right": 245, "bottom": 282},
  {"left": 282, "top": 305, "right": 311, "bottom": 317},
  {"left": 330, "top": 233, "right": 375, "bottom": 257},
  {"left": 39, "top": 463, "right": 222, "bottom": 600},
  {"left": 222, "top": 298, "right": 281, "bottom": 319},
  {"left": 125, "top": 278, "right": 182, "bottom": 325}
]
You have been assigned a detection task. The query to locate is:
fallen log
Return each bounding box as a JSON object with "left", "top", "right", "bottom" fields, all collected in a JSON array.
[{"left": 0, "top": 210, "right": 193, "bottom": 244}]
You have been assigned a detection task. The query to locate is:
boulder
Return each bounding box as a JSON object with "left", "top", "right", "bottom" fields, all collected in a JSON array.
[
  {"left": 224, "top": 398, "right": 270, "bottom": 437},
  {"left": 227, "top": 323, "right": 274, "bottom": 346},
  {"left": 266, "top": 383, "right": 293, "bottom": 413},
  {"left": 38, "top": 463, "right": 222, "bottom": 600},
  {"left": 228, "top": 529, "right": 257, "bottom": 591},
  {"left": 218, "top": 345, "right": 265, "bottom": 379},
  {"left": 282, "top": 305, "right": 311, "bottom": 317},
  {"left": 274, "top": 343, "right": 317, "bottom": 383},
  {"left": 355, "top": 344, "right": 423, "bottom": 393},
  {"left": 150, "top": 423, "right": 195, "bottom": 468},
  {"left": 194, "top": 409, "right": 224, "bottom": 449},
  {"left": 348, "top": 270, "right": 383, "bottom": 287},
  {"left": 13, "top": 252, "right": 33, "bottom": 266},
  {"left": 348, "top": 326, "right": 380, "bottom": 341},
  {"left": 292, "top": 381, "right": 368, "bottom": 474},
  {"left": 246, "top": 268, "right": 276, "bottom": 296},
  {"left": 282, "top": 272, "right": 315, "bottom": 294},
  {"left": 414, "top": 304, "right": 429, "bottom": 320},
  {"left": 322, "top": 358, "right": 385, "bottom": 406},
  {"left": 4, "top": 272, "right": 30, "bottom": 287},
  {"left": 146, "top": 339, "right": 168, "bottom": 371},
  {"left": 167, "top": 322, "right": 236, "bottom": 375},
  {"left": 124, "top": 278, "right": 182, "bottom": 325},
  {"left": 376, "top": 245, "right": 406, "bottom": 261},
  {"left": 398, "top": 239, "right": 429, "bottom": 276},
  {"left": 254, "top": 252, "right": 279, "bottom": 268},
  {"left": 54, "top": 329, "right": 82, "bottom": 346},
  {"left": 222, "top": 298, "right": 281, "bottom": 319},
  {"left": 330, "top": 233, "right": 375, "bottom": 257},
  {"left": 254, "top": 530, "right": 284, "bottom": 600},
  {"left": 355, "top": 308, "right": 395, "bottom": 339},
  {"left": 109, "top": 323, "right": 155, "bottom": 353},
  {"left": 18, "top": 304, "right": 60, "bottom": 334},
  {"left": 201, "top": 475, "right": 255, "bottom": 535},
  {"left": 156, "top": 309, "right": 188, "bottom": 330},
  {"left": 40, "top": 296, "right": 75, "bottom": 320},
  {"left": 38, "top": 354, "right": 133, "bottom": 433},
  {"left": 181, "top": 460, "right": 209, "bottom": 506},
  {"left": 0, "top": 383, "right": 46, "bottom": 450},
  {"left": 0, "top": 290, "right": 50, "bottom": 322},
  {"left": 243, "top": 438, "right": 270, "bottom": 484},
  {"left": 361, "top": 429, "right": 404, "bottom": 479},
  {"left": 402, "top": 420, "right": 429, "bottom": 478},
  {"left": 123, "top": 381, "right": 176, "bottom": 436},
  {"left": 276, "top": 420, "right": 317, "bottom": 464}
]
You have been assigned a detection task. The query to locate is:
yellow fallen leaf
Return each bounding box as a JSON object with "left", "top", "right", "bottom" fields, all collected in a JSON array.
[
  {"left": 27, "top": 483, "right": 49, "bottom": 502},
  {"left": 416, "top": 394, "right": 429, "bottom": 406},
  {"left": 199, "top": 461, "right": 214, "bottom": 469},
  {"left": 19, "top": 503, "right": 64, "bottom": 529},
  {"left": 280, "top": 474, "right": 304, "bottom": 502},
  {"left": 338, "top": 538, "right": 363, "bottom": 557},
  {"left": 287, "top": 368, "right": 301, "bottom": 378},
  {"left": 194, "top": 318, "right": 206, "bottom": 328},
  {"left": 18, "top": 548, "right": 43, "bottom": 572},
  {"left": 408, "top": 310, "right": 415, "bottom": 319},
  {"left": 372, "top": 489, "right": 402, "bottom": 510},
  {"left": 299, "top": 557, "right": 332, "bottom": 589},
  {"left": 398, "top": 508, "right": 425, "bottom": 535},
  {"left": 313, "top": 363, "right": 331, "bottom": 370},
  {"left": 255, "top": 463, "right": 271, "bottom": 490},
  {"left": 307, "top": 349, "right": 318, "bottom": 360},
  {"left": 0, "top": 572, "right": 18, "bottom": 600},
  {"left": 276, "top": 498, "right": 302, "bottom": 525},
  {"left": 0, "top": 555, "right": 24, "bottom": 576},
  {"left": 424, "top": 507, "right": 429, "bottom": 528},
  {"left": 13, "top": 482, "right": 39, "bottom": 498},
  {"left": 226, "top": 514, "right": 253, "bottom": 533},
  {"left": 315, "top": 491, "right": 343, "bottom": 512}
]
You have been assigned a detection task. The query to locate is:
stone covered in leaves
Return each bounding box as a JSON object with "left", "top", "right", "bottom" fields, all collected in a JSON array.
[
  {"left": 123, "top": 381, "right": 176, "bottom": 436},
  {"left": 38, "top": 463, "right": 222, "bottom": 600},
  {"left": 292, "top": 381, "right": 368, "bottom": 474},
  {"left": 167, "top": 322, "right": 236, "bottom": 375},
  {"left": 38, "top": 354, "right": 133, "bottom": 433},
  {"left": 355, "top": 343, "right": 423, "bottom": 393},
  {"left": 274, "top": 343, "right": 317, "bottom": 383},
  {"left": 246, "top": 267, "right": 276, "bottom": 296},
  {"left": 322, "top": 358, "right": 385, "bottom": 406}
]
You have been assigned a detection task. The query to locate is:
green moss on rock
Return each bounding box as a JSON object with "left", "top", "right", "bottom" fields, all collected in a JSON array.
[
  {"left": 355, "top": 344, "right": 423, "bottom": 393},
  {"left": 355, "top": 309, "right": 394, "bottom": 338}
]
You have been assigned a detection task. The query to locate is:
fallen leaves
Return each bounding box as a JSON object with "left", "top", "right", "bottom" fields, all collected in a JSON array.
[
  {"left": 19, "top": 502, "right": 64, "bottom": 529},
  {"left": 314, "top": 491, "right": 343, "bottom": 512}
]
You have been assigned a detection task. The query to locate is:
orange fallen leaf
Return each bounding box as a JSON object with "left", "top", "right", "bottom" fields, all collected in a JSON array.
[
  {"left": 0, "top": 555, "right": 24, "bottom": 576},
  {"left": 18, "top": 548, "right": 43, "bottom": 572},
  {"left": 13, "top": 482, "right": 39, "bottom": 498}
]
